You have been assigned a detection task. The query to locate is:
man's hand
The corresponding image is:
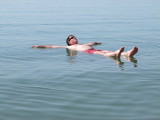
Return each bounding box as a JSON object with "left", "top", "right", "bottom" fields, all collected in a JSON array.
[{"left": 94, "top": 42, "right": 102, "bottom": 45}]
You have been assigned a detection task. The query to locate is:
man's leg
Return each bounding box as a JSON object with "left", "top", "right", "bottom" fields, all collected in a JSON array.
[{"left": 94, "top": 47, "right": 124, "bottom": 58}]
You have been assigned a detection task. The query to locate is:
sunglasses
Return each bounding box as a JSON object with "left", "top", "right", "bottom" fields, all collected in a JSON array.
[{"left": 69, "top": 36, "right": 75, "bottom": 40}]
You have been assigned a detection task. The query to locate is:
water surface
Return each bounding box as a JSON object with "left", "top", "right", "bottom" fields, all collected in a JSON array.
[{"left": 0, "top": 0, "right": 160, "bottom": 120}]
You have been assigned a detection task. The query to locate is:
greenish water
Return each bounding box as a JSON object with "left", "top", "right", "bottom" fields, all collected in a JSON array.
[{"left": 0, "top": 0, "right": 160, "bottom": 120}]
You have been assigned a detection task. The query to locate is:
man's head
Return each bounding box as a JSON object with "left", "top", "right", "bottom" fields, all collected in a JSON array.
[{"left": 66, "top": 35, "right": 78, "bottom": 46}]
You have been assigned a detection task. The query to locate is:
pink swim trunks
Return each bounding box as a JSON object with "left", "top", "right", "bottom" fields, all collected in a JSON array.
[{"left": 85, "top": 49, "right": 102, "bottom": 54}]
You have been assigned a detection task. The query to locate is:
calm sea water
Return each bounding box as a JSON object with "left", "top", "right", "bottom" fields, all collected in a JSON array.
[{"left": 0, "top": 0, "right": 160, "bottom": 120}]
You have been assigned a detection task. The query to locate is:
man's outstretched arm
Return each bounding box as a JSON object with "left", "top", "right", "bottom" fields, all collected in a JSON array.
[
  {"left": 83, "top": 42, "right": 102, "bottom": 46},
  {"left": 32, "top": 45, "right": 66, "bottom": 48}
]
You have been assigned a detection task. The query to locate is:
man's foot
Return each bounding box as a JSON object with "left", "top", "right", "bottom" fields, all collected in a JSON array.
[
  {"left": 122, "top": 47, "right": 138, "bottom": 57},
  {"left": 115, "top": 47, "right": 125, "bottom": 58}
]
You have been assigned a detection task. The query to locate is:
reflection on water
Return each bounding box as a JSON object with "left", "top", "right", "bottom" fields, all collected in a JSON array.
[
  {"left": 109, "top": 57, "right": 125, "bottom": 70},
  {"left": 66, "top": 49, "right": 78, "bottom": 56},
  {"left": 122, "top": 56, "right": 138, "bottom": 68},
  {"left": 109, "top": 56, "right": 138, "bottom": 70},
  {"left": 66, "top": 49, "right": 78, "bottom": 64},
  {"left": 127, "top": 56, "right": 138, "bottom": 67}
]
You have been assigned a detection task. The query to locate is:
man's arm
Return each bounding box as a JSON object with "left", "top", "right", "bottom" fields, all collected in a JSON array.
[
  {"left": 83, "top": 42, "right": 102, "bottom": 46},
  {"left": 32, "top": 45, "right": 66, "bottom": 48}
]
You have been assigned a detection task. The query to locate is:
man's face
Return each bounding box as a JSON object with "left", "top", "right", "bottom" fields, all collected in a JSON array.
[{"left": 68, "top": 37, "right": 78, "bottom": 45}]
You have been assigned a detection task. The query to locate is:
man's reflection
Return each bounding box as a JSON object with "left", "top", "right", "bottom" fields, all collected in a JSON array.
[
  {"left": 122, "top": 56, "right": 138, "bottom": 67},
  {"left": 66, "top": 49, "right": 78, "bottom": 63}
]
